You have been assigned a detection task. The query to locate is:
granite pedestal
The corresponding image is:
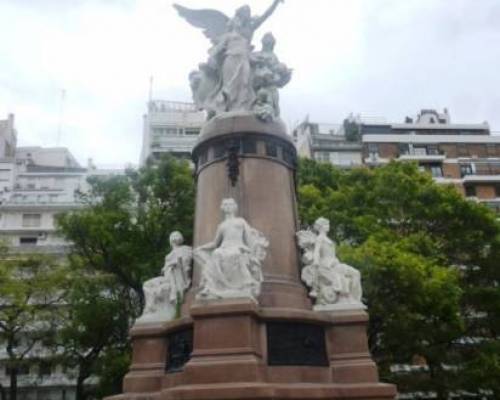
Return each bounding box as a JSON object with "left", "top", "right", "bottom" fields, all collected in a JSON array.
[{"left": 107, "top": 114, "right": 397, "bottom": 400}]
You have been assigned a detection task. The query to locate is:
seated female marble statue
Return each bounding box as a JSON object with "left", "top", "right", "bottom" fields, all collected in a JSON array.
[
  {"left": 195, "top": 198, "right": 268, "bottom": 301},
  {"left": 136, "top": 231, "right": 192, "bottom": 323},
  {"left": 297, "top": 217, "right": 363, "bottom": 310}
]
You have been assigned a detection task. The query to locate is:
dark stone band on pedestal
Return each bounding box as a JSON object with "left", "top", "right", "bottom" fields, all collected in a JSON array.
[
  {"left": 267, "top": 321, "right": 329, "bottom": 367},
  {"left": 192, "top": 132, "right": 298, "bottom": 185},
  {"left": 165, "top": 327, "right": 193, "bottom": 373}
]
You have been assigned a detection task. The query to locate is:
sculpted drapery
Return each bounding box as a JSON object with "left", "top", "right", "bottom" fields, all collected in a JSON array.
[{"left": 297, "top": 218, "right": 364, "bottom": 310}]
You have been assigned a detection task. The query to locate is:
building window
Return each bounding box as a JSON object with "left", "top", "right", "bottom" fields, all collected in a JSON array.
[
  {"left": 427, "top": 145, "right": 440, "bottom": 155},
  {"left": 20, "top": 237, "right": 38, "bottom": 246},
  {"left": 22, "top": 213, "right": 41, "bottom": 227},
  {"left": 413, "top": 146, "right": 427, "bottom": 156},
  {"left": 460, "top": 164, "right": 474, "bottom": 177},
  {"left": 185, "top": 128, "right": 200, "bottom": 136},
  {"left": 368, "top": 144, "right": 379, "bottom": 155},
  {"left": 465, "top": 186, "right": 476, "bottom": 197},
  {"left": 314, "top": 151, "right": 330, "bottom": 163},
  {"left": 495, "top": 185, "right": 500, "bottom": 198},
  {"left": 429, "top": 164, "right": 443, "bottom": 178},
  {"left": 398, "top": 143, "right": 409, "bottom": 155}
]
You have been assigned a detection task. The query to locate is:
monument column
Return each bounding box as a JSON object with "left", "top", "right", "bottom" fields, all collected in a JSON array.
[
  {"left": 106, "top": 2, "right": 397, "bottom": 399},
  {"left": 184, "top": 113, "right": 311, "bottom": 311}
]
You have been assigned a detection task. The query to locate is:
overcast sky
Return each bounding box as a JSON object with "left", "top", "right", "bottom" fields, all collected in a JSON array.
[{"left": 1, "top": 0, "right": 499, "bottom": 167}]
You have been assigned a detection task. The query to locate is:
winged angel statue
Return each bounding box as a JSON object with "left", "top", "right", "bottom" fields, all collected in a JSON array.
[
  {"left": 174, "top": 1, "right": 291, "bottom": 122},
  {"left": 297, "top": 218, "right": 364, "bottom": 310}
]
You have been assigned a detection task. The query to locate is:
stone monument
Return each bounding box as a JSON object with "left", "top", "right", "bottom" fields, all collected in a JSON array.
[
  {"left": 136, "top": 231, "right": 192, "bottom": 324},
  {"left": 297, "top": 217, "right": 364, "bottom": 311},
  {"left": 107, "top": 2, "right": 397, "bottom": 399}
]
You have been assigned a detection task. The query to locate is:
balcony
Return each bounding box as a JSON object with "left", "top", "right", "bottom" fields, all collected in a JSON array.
[
  {"left": 461, "top": 163, "right": 500, "bottom": 182},
  {"left": 462, "top": 174, "right": 500, "bottom": 183},
  {"left": 398, "top": 153, "right": 446, "bottom": 162}
]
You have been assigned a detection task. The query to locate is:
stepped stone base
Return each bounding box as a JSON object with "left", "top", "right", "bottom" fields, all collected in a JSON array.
[{"left": 106, "top": 299, "right": 396, "bottom": 400}]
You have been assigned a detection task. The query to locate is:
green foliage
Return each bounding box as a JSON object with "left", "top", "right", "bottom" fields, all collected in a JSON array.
[
  {"left": 343, "top": 118, "right": 361, "bottom": 142},
  {"left": 0, "top": 250, "right": 68, "bottom": 400},
  {"left": 56, "top": 155, "right": 195, "bottom": 399},
  {"left": 298, "top": 158, "right": 500, "bottom": 398},
  {"left": 58, "top": 155, "right": 195, "bottom": 309},
  {"left": 91, "top": 346, "right": 131, "bottom": 400}
]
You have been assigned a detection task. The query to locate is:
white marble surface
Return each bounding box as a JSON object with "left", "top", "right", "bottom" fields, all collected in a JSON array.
[
  {"left": 195, "top": 198, "right": 268, "bottom": 301},
  {"left": 136, "top": 231, "right": 192, "bottom": 324},
  {"left": 297, "top": 217, "right": 364, "bottom": 310}
]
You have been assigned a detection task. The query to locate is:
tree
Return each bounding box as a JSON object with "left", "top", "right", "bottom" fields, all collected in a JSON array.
[
  {"left": 58, "top": 155, "right": 195, "bottom": 310},
  {"left": 343, "top": 117, "right": 361, "bottom": 142},
  {"left": 0, "top": 251, "right": 67, "bottom": 400},
  {"left": 57, "top": 264, "right": 130, "bottom": 400},
  {"left": 56, "top": 155, "right": 195, "bottom": 398},
  {"left": 297, "top": 159, "right": 500, "bottom": 398}
]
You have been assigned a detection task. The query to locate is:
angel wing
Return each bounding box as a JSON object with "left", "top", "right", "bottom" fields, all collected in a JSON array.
[{"left": 173, "top": 4, "right": 230, "bottom": 43}]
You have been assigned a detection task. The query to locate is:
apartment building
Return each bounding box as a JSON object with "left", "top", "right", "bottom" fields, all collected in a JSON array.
[
  {"left": 139, "top": 100, "right": 205, "bottom": 165},
  {"left": 296, "top": 110, "right": 500, "bottom": 211},
  {"left": 360, "top": 109, "right": 500, "bottom": 211},
  {"left": 293, "top": 120, "right": 363, "bottom": 167},
  {"left": 0, "top": 114, "right": 122, "bottom": 400}
]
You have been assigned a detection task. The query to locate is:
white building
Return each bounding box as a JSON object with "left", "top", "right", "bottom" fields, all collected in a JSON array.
[
  {"left": 0, "top": 114, "right": 123, "bottom": 400},
  {"left": 140, "top": 100, "right": 205, "bottom": 165},
  {"left": 293, "top": 119, "right": 363, "bottom": 167}
]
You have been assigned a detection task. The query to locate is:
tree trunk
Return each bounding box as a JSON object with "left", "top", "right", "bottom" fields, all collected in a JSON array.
[
  {"left": 0, "top": 383, "right": 6, "bottom": 400},
  {"left": 75, "top": 373, "right": 87, "bottom": 400},
  {"left": 9, "top": 368, "right": 17, "bottom": 400}
]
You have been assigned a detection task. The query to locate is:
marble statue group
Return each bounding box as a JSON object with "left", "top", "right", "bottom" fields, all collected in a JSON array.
[
  {"left": 137, "top": 199, "right": 363, "bottom": 323},
  {"left": 174, "top": 1, "right": 292, "bottom": 121},
  {"left": 135, "top": 2, "right": 363, "bottom": 324}
]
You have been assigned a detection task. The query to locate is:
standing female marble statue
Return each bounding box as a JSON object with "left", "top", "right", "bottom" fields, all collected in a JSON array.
[
  {"left": 297, "top": 218, "right": 363, "bottom": 310},
  {"left": 208, "top": 24, "right": 254, "bottom": 112},
  {"left": 136, "top": 231, "right": 193, "bottom": 323},
  {"left": 195, "top": 198, "right": 268, "bottom": 301},
  {"left": 174, "top": 1, "right": 288, "bottom": 118}
]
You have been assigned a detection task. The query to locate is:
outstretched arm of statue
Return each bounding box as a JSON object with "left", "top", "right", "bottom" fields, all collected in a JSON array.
[
  {"left": 198, "top": 226, "right": 223, "bottom": 251},
  {"left": 252, "top": 0, "right": 284, "bottom": 31}
]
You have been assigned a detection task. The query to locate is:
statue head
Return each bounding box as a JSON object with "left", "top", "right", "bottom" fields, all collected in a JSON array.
[
  {"left": 169, "top": 231, "right": 184, "bottom": 247},
  {"left": 262, "top": 32, "right": 276, "bottom": 51},
  {"left": 313, "top": 217, "right": 330, "bottom": 234},
  {"left": 235, "top": 5, "right": 251, "bottom": 20},
  {"left": 221, "top": 198, "right": 238, "bottom": 217}
]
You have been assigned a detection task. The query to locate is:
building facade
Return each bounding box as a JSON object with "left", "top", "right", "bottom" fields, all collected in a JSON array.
[
  {"left": 293, "top": 120, "right": 363, "bottom": 167},
  {"left": 297, "top": 110, "right": 500, "bottom": 211},
  {"left": 139, "top": 100, "right": 205, "bottom": 165},
  {"left": 360, "top": 109, "right": 500, "bottom": 211},
  {"left": 0, "top": 115, "right": 122, "bottom": 400}
]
